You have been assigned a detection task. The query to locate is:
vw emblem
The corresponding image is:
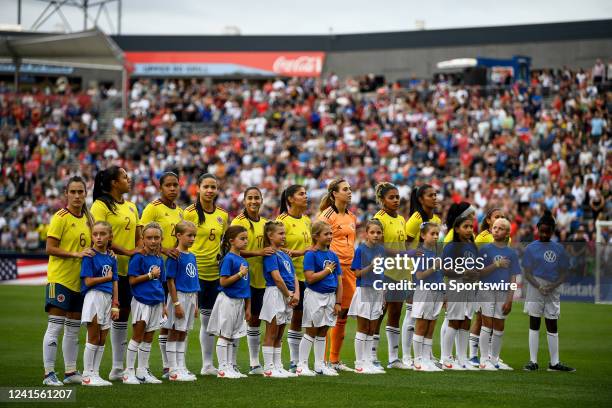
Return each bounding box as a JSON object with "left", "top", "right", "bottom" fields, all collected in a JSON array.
[
  {"left": 148, "top": 265, "right": 158, "bottom": 278},
  {"left": 544, "top": 250, "right": 556, "bottom": 263},
  {"left": 323, "top": 260, "right": 334, "bottom": 271},
  {"left": 102, "top": 264, "right": 112, "bottom": 276},
  {"left": 186, "top": 263, "right": 196, "bottom": 278},
  {"left": 283, "top": 260, "right": 291, "bottom": 273},
  {"left": 494, "top": 255, "right": 504, "bottom": 264},
  {"left": 464, "top": 251, "right": 474, "bottom": 259}
]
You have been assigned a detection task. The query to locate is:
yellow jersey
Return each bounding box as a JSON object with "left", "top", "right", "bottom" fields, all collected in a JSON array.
[
  {"left": 373, "top": 209, "right": 408, "bottom": 281},
  {"left": 183, "top": 205, "right": 228, "bottom": 281},
  {"left": 277, "top": 213, "right": 311, "bottom": 282},
  {"left": 90, "top": 199, "right": 139, "bottom": 276},
  {"left": 47, "top": 208, "right": 91, "bottom": 292},
  {"left": 318, "top": 207, "right": 357, "bottom": 266},
  {"left": 140, "top": 199, "right": 184, "bottom": 251},
  {"left": 475, "top": 230, "right": 511, "bottom": 248},
  {"left": 405, "top": 212, "right": 442, "bottom": 249},
  {"left": 231, "top": 213, "right": 268, "bottom": 289}
]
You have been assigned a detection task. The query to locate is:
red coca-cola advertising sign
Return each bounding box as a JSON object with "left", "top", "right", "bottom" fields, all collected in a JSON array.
[{"left": 125, "top": 51, "right": 325, "bottom": 77}]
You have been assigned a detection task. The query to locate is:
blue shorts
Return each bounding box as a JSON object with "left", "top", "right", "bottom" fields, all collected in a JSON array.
[
  {"left": 198, "top": 279, "right": 220, "bottom": 311},
  {"left": 45, "top": 282, "right": 83, "bottom": 313},
  {"left": 250, "top": 286, "right": 266, "bottom": 317}
]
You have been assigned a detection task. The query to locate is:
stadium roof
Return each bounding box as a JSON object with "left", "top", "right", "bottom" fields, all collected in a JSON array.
[{"left": 0, "top": 29, "right": 124, "bottom": 70}]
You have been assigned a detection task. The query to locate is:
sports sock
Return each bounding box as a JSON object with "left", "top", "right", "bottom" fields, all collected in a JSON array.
[
  {"left": 442, "top": 326, "right": 457, "bottom": 361},
  {"left": 176, "top": 341, "right": 186, "bottom": 369},
  {"left": 137, "top": 341, "right": 152, "bottom": 370},
  {"left": 385, "top": 326, "right": 400, "bottom": 362},
  {"left": 329, "top": 317, "right": 347, "bottom": 363},
  {"left": 354, "top": 332, "right": 367, "bottom": 363},
  {"left": 479, "top": 327, "right": 492, "bottom": 363},
  {"left": 246, "top": 326, "right": 261, "bottom": 367},
  {"left": 43, "top": 316, "right": 64, "bottom": 374},
  {"left": 423, "top": 338, "right": 433, "bottom": 362},
  {"left": 111, "top": 321, "right": 128, "bottom": 370},
  {"left": 200, "top": 310, "right": 215, "bottom": 368},
  {"left": 469, "top": 333, "right": 479, "bottom": 359},
  {"left": 84, "top": 342, "right": 97, "bottom": 373},
  {"left": 94, "top": 345, "right": 105, "bottom": 375},
  {"left": 457, "top": 329, "right": 468, "bottom": 362},
  {"left": 287, "top": 330, "right": 302, "bottom": 365},
  {"left": 547, "top": 331, "right": 559, "bottom": 366},
  {"left": 371, "top": 334, "right": 380, "bottom": 361},
  {"left": 231, "top": 338, "right": 239, "bottom": 367},
  {"left": 299, "top": 334, "right": 314, "bottom": 365},
  {"left": 262, "top": 346, "right": 274, "bottom": 371},
  {"left": 126, "top": 339, "right": 139, "bottom": 370},
  {"left": 440, "top": 317, "right": 449, "bottom": 360},
  {"left": 366, "top": 335, "right": 374, "bottom": 363},
  {"left": 529, "top": 329, "right": 539, "bottom": 364},
  {"left": 491, "top": 330, "right": 504, "bottom": 364},
  {"left": 401, "top": 305, "right": 415, "bottom": 362},
  {"left": 314, "top": 336, "right": 326, "bottom": 370},
  {"left": 158, "top": 334, "right": 168, "bottom": 370},
  {"left": 166, "top": 341, "right": 177, "bottom": 371},
  {"left": 273, "top": 346, "right": 283, "bottom": 368},
  {"left": 216, "top": 338, "right": 230, "bottom": 369},
  {"left": 63, "top": 318, "right": 81, "bottom": 373},
  {"left": 412, "top": 334, "right": 424, "bottom": 364}
]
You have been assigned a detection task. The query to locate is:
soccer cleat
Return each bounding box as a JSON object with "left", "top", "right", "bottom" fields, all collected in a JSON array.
[
  {"left": 263, "top": 367, "right": 287, "bottom": 378},
  {"left": 82, "top": 372, "right": 112, "bottom": 386},
  {"left": 137, "top": 368, "right": 162, "bottom": 384},
  {"left": 387, "top": 359, "right": 411, "bottom": 370},
  {"left": 122, "top": 370, "right": 140, "bottom": 385},
  {"left": 162, "top": 367, "right": 170, "bottom": 380},
  {"left": 330, "top": 361, "right": 355, "bottom": 372},
  {"left": 443, "top": 358, "right": 466, "bottom": 371},
  {"left": 63, "top": 371, "right": 82, "bottom": 384},
  {"left": 402, "top": 358, "right": 414, "bottom": 369},
  {"left": 277, "top": 365, "right": 298, "bottom": 378},
  {"left": 108, "top": 367, "right": 124, "bottom": 381},
  {"left": 354, "top": 361, "right": 375, "bottom": 374},
  {"left": 523, "top": 361, "right": 539, "bottom": 371},
  {"left": 431, "top": 360, "right": 444, "bottom": 370},
  {"left": 495, "top": 361, "right": 514, "bottom": 371},
  {"left": 232, "top": 365, "right": 248, "bottom": 378},
  {"left": 43, "top": 372, "right": 64, "bottom": 387},
  {"left": 372, "top": 360, "right": 382, "bottom": 368},
  {"left": 181, "top": 369, "right": 197, "bottom": 381},
  {"left": 94, "top": 374, "right": 113, "bottom": 386},
  {"left": 547, "top": 362, "right": 576, "bottom": 372},
  {"left": 249, "top": 365, "right": 264, "bottom": 375},
  {"left": 296, "top": 364, "right": 316, "bottom": 377},
  {"left": 315, "top": 365, "right": 339, "bottom": 376},
  {"left": 217, "top": 365, "right": 241, "bottom": 379},
  {"left": 169, "top": 369, "right": 196, "bottom": 382},
  {"left": 468, "top": 356, "right": 480, "bottom": 367},
  {"left": 479, "top": 360, "right": 498, "bottom": 371},
  {"left": 367, "top": 362, "right": 386, "bottom": 374},
  {"left": 412, "top": 361, "right": 424, "bottom": 371},
  {"left": 424, "top": 361, "right": 443, "bottom": 372},
  {"left": 459, "top": 360, "right": 479, "bottom": 371},
  {"left": 200, "top": 365, "right": 218, "bottom": 376}
]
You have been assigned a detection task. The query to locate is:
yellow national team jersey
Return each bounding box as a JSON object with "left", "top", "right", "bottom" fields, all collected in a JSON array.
[
  {"left": 405, "top": 212, "right": 442, "bottom": 249},
  {"left": 231, "top": 214, "right": 268, "bottom": 289},
  {"left": 475, "top": 230, "right": 512, "bottom": 247},
  {"left": 140, "top": 199, "right": 184, "bottom": 251},
  {"left": 374, "top": 209, "right": 408, "bottom": 281},
  {"left": 318, "top": 207, "right": 357, "bottom": 266},
  {"left": 47, "top": 208, "right": 91, "bottom": 292},
  {"left": 90, "top": 200, "right": 139, "bottom": 276},
  {"left": 183, "top": 205, "right": 228, "bottom": 281},
  {"left": 443, "top": 229, "right": 477, "bottom": 245},
  {"left": 277, "top": 213, "right": 311, "bottom": 282}
]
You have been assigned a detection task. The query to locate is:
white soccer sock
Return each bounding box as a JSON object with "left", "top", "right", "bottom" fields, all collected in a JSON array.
[
  {"left": 246, "top": 326, "right": 261, "bottom": 367},
  {"left": 158, "top": 334, "right": 168, "bottom": 369},
  {"left": 529, "top": 329, "right": 539, "bottom": 364},
  {"left": 469, "top": 333, "right": 480, "bottom": 359},
  {"left": 176, "top": 341, "right": 186, "bottom": 369},
  {"left": 366, "top": 335, "right": 374, "bottom": 363},
  {"left": 491, "top": 330, "right": 504, "bottom": 364},
  {"left": 547, "top": 332, "right": 559, "bottom": 366},
  {"left": 412, "top": 334, "right": 424, "bottom": 363},
  {"left": 62, "top": 318, "right": 81, "bottom": 373},
  {"left": 166, "top": 341, "right": 177, "bottom": 371},
  {"left": 231, "top": 338, "right": 239, "bottom": 367},
  {"left": 479, "top": 327, "right": 492, "bottom": 363},
  {"left": 137, "top": 341, "right": 152, "bottom": 370},
  {"left": 355, "top": 332, "right": 367, "bottom": 363},
  {"left": 216, "top": 338, "right": 230, "bottom": 369},
  {"left": 84, "top": 343, "right": 97, "bottom": 373},
  {"left": 200, "top": 310, "right": 215, "bottom": 368},
  {"left": 440, "top": 317, "right": 449, "bottom": 360},
  {"left": 401, "top": 305, "right": 415, "bottom": 362},
  {"left": 43, "top": 316, "right": 64, "bottom": 374},
  {"left": 94, "top": 345, "right": 105, "bottom": 375},
  {"left": 273, "top": 346, "right": 283, "bottom": 368},
  {"left": 314, "top": 336, "right": 326, "bottom": 369},
  {"left": 371, "top": 334, "right": 380, "bottom": 361},
  {"left": 385, "top": 326, "right": 400, "bottom": 362},
  {"left": 111, "top": 321, "right": 128, "bottom": 370},
  {"left": 287, "top": 330, "right": 302, "bottom": 365},
  {"left": 423, "top": 338, "right": 433, "bottom": 362},
  {"left": 126, "top": 339, "right": 139, "bottom": 370},
  {"left": 262, "top": 346, "right": 274, "bottom": 371},
  {"left": 442, "top": 326, "right": 457, "bottom": 361},
  {"left": 457, "top": 329, "right": 469, "bottom": 362},
  {"left": 299, "top": 334, "right": 314, "bottom": 365}
]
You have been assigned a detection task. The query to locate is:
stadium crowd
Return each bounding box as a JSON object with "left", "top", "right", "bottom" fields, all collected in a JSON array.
[{"left": 0, "top": 64, "right": 610, "bottom": 258}]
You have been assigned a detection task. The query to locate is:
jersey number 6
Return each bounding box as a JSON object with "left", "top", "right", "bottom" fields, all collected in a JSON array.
[{"left": 208, "top": 228, "right": 216, "bottom": 241}]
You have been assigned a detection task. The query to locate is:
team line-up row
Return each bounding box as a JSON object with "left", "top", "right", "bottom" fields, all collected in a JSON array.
[{"left": 40, "top": 169, "right": 575, "bottom": 387}]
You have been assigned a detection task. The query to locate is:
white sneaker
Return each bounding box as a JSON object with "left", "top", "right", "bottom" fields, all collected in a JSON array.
[
  {"left": 442, "top": 358, "right": 466, "bottom": 371},
  {"left": 276, "top": 364, "right": 297, "bottom": 378},
  {"left": 402, "top": 357, "right": 414, "bottom": 369},
  {"left": 248, "top": 366, "right": 264, "bottom": 375},
  {"left": 200, "top": 365, "right": 218, "bottom": 376},
  {"left": 315, "top": 365, "right": 339, "bottom": 376},
  {"left": 63, "top": 371, "right": 82, "bottom": 384},
  {"left": 479, "top": 360, "right": 498, "bottom": 371},
  {"left": 354, "top": 361, "right": 373, "bottom": 374},
  {"left": 94, "top": 374, "right": 113, "bottom": 386},
  {"left": 217, "top": 365, "right": 240, "bottom": 379},
  {"left": 169, "top": 369, "right": 196, "bottom": 382},
  {"left": 366, "top": 361, "right": 385, "bottom": 374},
  {"left": 330, "top": 361, "right": 354, "bottom": 372},
  {"left": 296, "top": 364, "right": 316, "bottom": 377},
  {"left": 43, "top": 372, "right": 63, "bottom": 387},
  {"left": 387, "top": 359, "right": 411, "bottom": 370},
  {"left": 495, "top": 360, "right": 514, "bottom": 371},
  {"left": 412, "top": 360, "right": 426, "bottom": 371},
  {"left": 232, "top": 365, "right": 248, "bottom": 378},
  {"left": 459, "top": 359, "right": 479, "bottom": 371},
  {"left": 181, "top": 369, "right": 197, "bottom": 381},
  {"left": 424, "top": 361, "right": 443, "bottom": 372},
  {"left": 108, "top": 367, "right": 124, "bottom": 381},
  {"left": 263, "top": 366, "right": 287, "bottom": 378},
  {"left": 137, "top": 368, "right": 162, "bottom": 384},
  {"left": 82, "top": 372, "right": 111, "bottom": 386},
  {"left": 122, "top": 369, "right": 140, "bottom": 385}
]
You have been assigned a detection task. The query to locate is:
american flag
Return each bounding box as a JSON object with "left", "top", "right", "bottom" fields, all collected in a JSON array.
[{"left": 0, "top": 258, "right": 48, "bottom": 285}]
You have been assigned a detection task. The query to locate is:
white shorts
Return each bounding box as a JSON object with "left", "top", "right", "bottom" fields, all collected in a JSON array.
[
  {"left": 479, "top": 290, "right": 511, "bottom": 320},
  {"left": 348, "top": 286, "right": 384, "bottom": 320},
  {"left": 131, "top": 299, "right": 163, "bottom": 332},
  {"left": 302, "top": 288, "right": 337, "bottom": 328},
  {"left": 446, "top": 284, "right": 476, "bottom": 320},
  {"left": 259, "top": 286, "right": 293, "bottom": 325},
  {"left": 411, "top": 289, "right": 444, "bottom": 320},
  {"left": 523, "top": 277, "right": 561, "bottom": 320},
  {"left": 207, "top": 292, "right": 247, "bottom": 339},
  {"left": 81, "top": 290, "right": 112, "bottom": 330},
  {"left": 164, "top": 291, "right": 198, "bottom": 332}
]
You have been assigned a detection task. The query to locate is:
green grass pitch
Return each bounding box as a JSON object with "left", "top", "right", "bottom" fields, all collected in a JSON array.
[{"left": 1, "top": 285, "right": 611, "bottom": 407}]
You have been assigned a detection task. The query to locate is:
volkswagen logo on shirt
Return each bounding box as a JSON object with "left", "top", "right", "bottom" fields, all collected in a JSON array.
[
  {"left": 102, "top": 264, "right": 112, "bottom": 276},
  {"left": 544, "top": 250, "right": 557, "bottom": 263},
  {"left": 186, "top": 263, "right": 197, "bottom": 278},
  {"left": 241, "top": 263, "right": 249, "bottom": 280},
  {"left": 494, "top": 255, "right": 504, "bottom": 264},
  {"left": 148, "top": 265, "right": 158, "bottom": 279},
  {"left": 283, "top": 260, "right": 291, "bottom": 273},
  {"left": 323, "top": 260, "right": 334, "bottom": 272},
  {"left": 464, "top": 250, "right": 475, "bottom": 259}
]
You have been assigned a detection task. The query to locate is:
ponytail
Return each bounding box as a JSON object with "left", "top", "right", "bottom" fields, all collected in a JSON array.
[
  {"left": 220, "top": 225, "right": 247, "bottom": 261},
  {"left": 409, "top": 184, "right": 433, "bottom": 221},
  {"left": 93, "top": 166, "right": 122, "bottom": 214},
  {"left": 375, "top": 182, "right": 397, "bottom": 205},
  {"left": 279, "top": 184, "right": 303, "bottom": 214},
  {"left": 319, "top": 178, "right": 346, "bottom": 213}
]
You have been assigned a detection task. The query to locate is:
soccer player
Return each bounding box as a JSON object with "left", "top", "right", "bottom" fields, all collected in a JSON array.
[
  {"left": 373, "top": 182, "right": 411, "bottom": 370},
  {"left": 403, "top": 184, "right": 440, "bottom": 367},
  {"left": 43, "top": 176, "right": 93, "bottom": 386},
  {"left": 165, "top": 221, "right": 199, "bottom": 382},
  {"left": 183, "top": 173, "right": 229, "bottom": 376},
  {"left": 276, "top": 185, "right": 311, "bottom": 372},
  {"left": 523, "top": 211, "right": 575, "bottom": 372},
  {"left": 80, "top": 221, "right": 118, "bottom": 386},
  {"left": 208, "top": 226, "right": 251, "bottom": 379},
  {"left": 260, "top": 221, "right": 300, "bottom": 378},
  {"left": 91, "top": 166, "right": 142, "bottom": 381},
  {"left": 139, "top": 172, "right": 184, "bottom": 378},
  {"left": 231, "top": 187, "right": 272, "bottom": 375},
  {"left": 123, "top": 223, "right": 166, "bottom": 385},
  {"left": 318, "top": 178, "right": 356, "bottom": 372},
  {"left": 297, "top": 221, "right": 343, "bottom": 376},
  {"left": 477, "top": 218, "right": 519, "bottom": 371}
]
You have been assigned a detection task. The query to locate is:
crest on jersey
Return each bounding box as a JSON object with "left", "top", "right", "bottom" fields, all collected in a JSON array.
[
  {"left": 494, "top": 255, "right": 504, "bottom": 264},
  {"left": 129, "top": 207, "right": 135, "bottom": 213},
  {"left": 544, "top": 250, "right": 556, "bottom": 263},
  {"left": 57, "top": 294, "right": 65, "bottom": 303},
  {"left": 241, "top": 263, "right": 249, "bottom": 280},
  {"left": 102, "top": 264, "right": 112, "bottom": 276},
  {"left": 323, "top": 260, "right": 334, "bottom": 272},
  {"left": 350, "top": 223, "right": 356, "bottom": 230},
  {"left": 148, "top": 265, "right": 158, "bottom": 278},
  {"left": 283, "top": 260, "right": 291, "bottom": 273},
  {"left": 186, "top": 263, "right": 197, "bottom": 278},
  {"left": 217, "top": 216, "right": 224, "bottom": 225},
  {"left": 464, "top": 250, "right": 474, "bottom": 259}
]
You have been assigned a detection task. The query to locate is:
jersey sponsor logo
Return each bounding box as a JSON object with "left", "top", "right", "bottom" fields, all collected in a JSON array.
[
  {"left": 148, "top": 265, "right": 159, "bottom": 278},
  {"left": 57, "top": 294, "right": 65, "bottom": 303},
  {"left": 544, "top": 250, "right": 557, "bottom": 263},
  {"left": 494, "top": 255, "right": 504, "bottom": 264},
  {"left": 102, "top": 264, "right": 112, "bottom": 276},
  {"left": 464, "top": 250, "right": 475, "bottom": 259},
  {"left": 186, "top": 263, "right": 197, "bottom": 278},
  {"left": 283, "top": 260, "right": 292, "bottom": 273},
  {"left": 241, "top": 263, "right": 249, "bottom": 280},
  {"left": 323, "top": 259, "right": 335, "bottom": 272}
]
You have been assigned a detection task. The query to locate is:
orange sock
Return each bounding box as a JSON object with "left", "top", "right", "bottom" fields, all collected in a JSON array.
[{"left": 329, "top": 318, "right": 347, "bottom": 363}]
